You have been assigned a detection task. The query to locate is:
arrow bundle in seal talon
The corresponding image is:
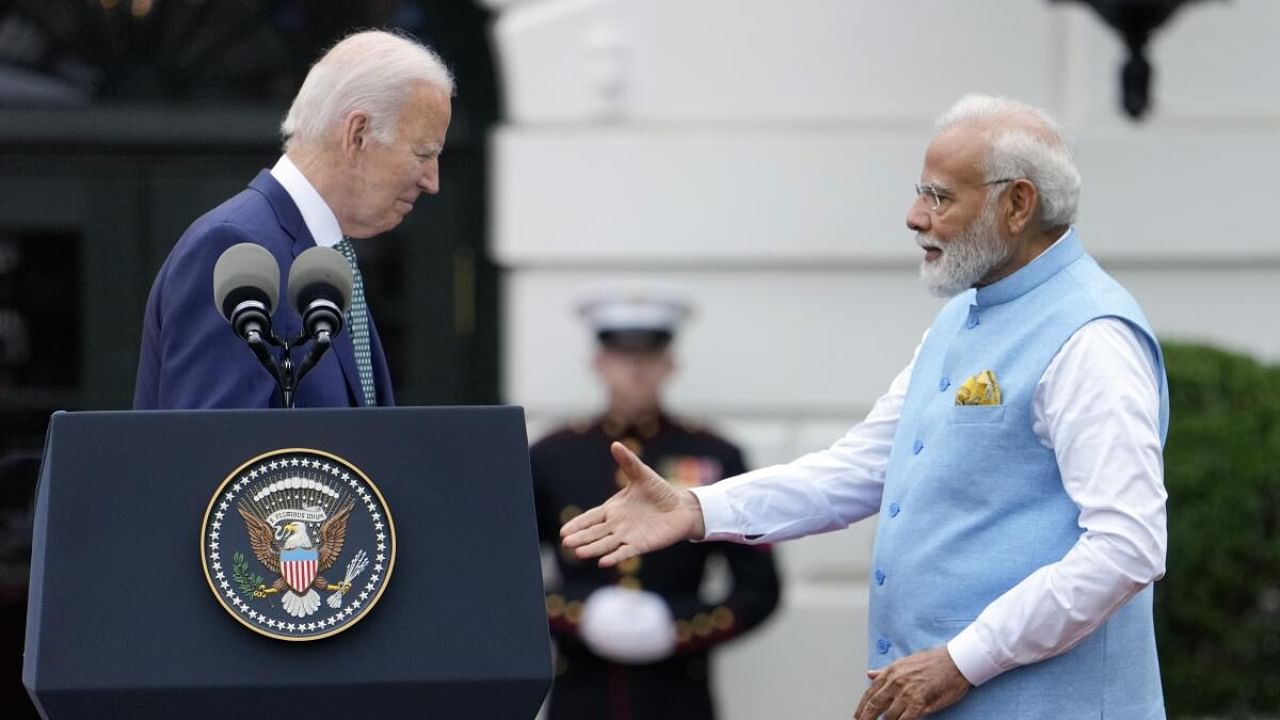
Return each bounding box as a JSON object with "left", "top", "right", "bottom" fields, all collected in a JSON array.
[{"left": 328, "top": 549, "right": 371, "bottom": 609}]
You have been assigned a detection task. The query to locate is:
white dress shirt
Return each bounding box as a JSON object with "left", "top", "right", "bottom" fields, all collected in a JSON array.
[
  {"left": 692, "top": 287, "right": 1167, "bottom": 688},
  {"left": 270, "top": 155, "right": 342, "bottom": 248}
]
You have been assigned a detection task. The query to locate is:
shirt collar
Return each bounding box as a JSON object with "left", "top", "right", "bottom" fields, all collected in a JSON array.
[{"left": 270, "top": 155, "right": 342, "bottom": 248}]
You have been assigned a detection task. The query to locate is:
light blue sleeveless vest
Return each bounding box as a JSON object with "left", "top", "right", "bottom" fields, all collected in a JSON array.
[{"left": 868, "top": 230, "right": 1168, "bottom": 718}]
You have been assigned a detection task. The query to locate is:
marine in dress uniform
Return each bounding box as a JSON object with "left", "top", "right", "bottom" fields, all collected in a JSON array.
[{"left": 531, "top": 292, "right": 780, "bottom": 720}]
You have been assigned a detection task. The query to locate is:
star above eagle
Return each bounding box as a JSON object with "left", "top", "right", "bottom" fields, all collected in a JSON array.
[{"left": 238, "top": 500, "right": 355, "bottom": 618}]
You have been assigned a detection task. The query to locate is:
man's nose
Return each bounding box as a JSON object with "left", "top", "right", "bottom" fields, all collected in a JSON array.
[
  {"left": 906, "top": 197, "right": 930, "bottom": 233},
  {"left": 419, "top": 160, "right": 440, "bottom": 194}
]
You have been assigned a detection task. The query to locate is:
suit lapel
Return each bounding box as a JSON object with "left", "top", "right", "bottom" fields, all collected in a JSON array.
[{"left": 250, "top": 171, "right": 366, "bottom": 407}]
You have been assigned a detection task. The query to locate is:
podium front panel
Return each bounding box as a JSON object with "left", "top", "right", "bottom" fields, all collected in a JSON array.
[{"left": 24, "top": 407, "right": 552, "bottom": 719}]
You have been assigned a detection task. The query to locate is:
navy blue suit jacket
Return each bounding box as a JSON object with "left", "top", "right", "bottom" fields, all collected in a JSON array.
[{"left": 134, "top": 171, "right": 395, "bottom": 409}]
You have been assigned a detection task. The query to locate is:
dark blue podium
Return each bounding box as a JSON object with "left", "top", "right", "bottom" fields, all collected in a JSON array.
[{"left": 23, "top": 407, "right": 552, "bottom": 719}]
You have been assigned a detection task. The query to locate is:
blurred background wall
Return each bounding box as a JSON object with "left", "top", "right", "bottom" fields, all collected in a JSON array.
[
  {"left": 488, "top": 0, "right": 1280, "bottom": 717},
  {"left": 0, "top": 0, "right": 1276, "bottom": 717}
]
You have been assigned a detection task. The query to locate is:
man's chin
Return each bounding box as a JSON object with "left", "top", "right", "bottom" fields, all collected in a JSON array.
[
  {"left": 919, "top": 266, "right": 968, "bottom": 298},
  {"left": 925, "top": 283, "right": 965, "bottom": 298},
  {"left": 373, "top": 216, "right": 407, "bottom": 235}
]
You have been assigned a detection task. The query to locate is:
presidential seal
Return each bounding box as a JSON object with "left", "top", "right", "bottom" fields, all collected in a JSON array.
[{"left": 200, "top": 448, "right": 396, "bottom": 641}]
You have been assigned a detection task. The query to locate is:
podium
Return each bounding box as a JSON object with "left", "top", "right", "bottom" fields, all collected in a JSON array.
[{"left": 23, "top": 407, "right": 552, "bottom": 719}]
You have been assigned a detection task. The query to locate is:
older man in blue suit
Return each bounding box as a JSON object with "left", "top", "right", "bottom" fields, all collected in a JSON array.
[
  {"left": 562, "top": 95, "right": 1169, "bottom": 720},
  {"left": 134, "top": 30, "right": 453, "bottom": 409}
]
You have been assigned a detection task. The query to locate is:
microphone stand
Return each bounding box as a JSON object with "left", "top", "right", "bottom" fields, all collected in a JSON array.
[
  {"left": 253, "top": 330, "right": 333, "bottom": 409},
  {"left": 293, "top": 331, "right": 333, "bottom": 389}
]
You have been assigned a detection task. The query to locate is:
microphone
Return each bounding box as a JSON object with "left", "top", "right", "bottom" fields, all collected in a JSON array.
[
  {"left": 287, "top": 246, "right": 353, "bottom": 342},
  {"left": 213, "top": 243, "right": 280, "bottom": 341},
  {"left": 287, "top": 247, "right": 354, "bottom": 399},
  {"left": 210, "top": 244, "right": 351, "bottom": 408}
]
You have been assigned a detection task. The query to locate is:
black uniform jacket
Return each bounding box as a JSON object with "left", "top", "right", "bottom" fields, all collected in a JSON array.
[{"left": 532, "top": 413, "right": 781, "bottom": 720}]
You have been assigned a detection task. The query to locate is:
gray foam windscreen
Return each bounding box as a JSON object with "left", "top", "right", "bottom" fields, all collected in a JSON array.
[
  {"left": 287, "top": 246, "right": 354, "bottom": 314},
  {"left": 212, "top": 242, "right": 280, "bottom": 317}
]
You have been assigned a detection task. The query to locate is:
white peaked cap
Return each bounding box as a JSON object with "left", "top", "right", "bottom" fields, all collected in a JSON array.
[{"left": 577, "top": 289, "right": 691, "bottom": 332}]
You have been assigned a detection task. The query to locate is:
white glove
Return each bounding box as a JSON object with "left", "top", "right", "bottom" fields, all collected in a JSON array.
[{"left": 579, "top": 586, "right": 677, "bottom": 664}]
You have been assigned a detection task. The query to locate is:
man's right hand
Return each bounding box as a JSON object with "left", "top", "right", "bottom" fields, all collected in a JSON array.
[{"left": 560, "top": 441, "right": 705, "bottom": 567}]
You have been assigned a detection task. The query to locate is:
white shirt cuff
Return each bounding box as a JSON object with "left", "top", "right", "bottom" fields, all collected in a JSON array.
[
  {"left": 688, "top": 484, "right": 733, "bottom": 541},
  {"left": 946, "top": 625, "right": 1004, "bottom": 687}
]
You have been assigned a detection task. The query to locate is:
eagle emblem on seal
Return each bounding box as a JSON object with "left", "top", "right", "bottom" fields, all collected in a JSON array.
[{"left": 238, "top": 500, "right": 357, "bottom": 617}]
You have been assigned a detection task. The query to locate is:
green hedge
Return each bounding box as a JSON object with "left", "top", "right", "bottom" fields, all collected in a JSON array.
[{"left": 1157, "top": 342, "right": 1280, "bottom": 716}]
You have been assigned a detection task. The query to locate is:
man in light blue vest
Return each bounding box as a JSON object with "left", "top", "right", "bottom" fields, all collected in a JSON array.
[{"left": 560, "top": 94, "right": 1169, "bottom": 719}]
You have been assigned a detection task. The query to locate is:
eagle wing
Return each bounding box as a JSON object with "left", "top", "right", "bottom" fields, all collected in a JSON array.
[
  {"left": 316, "top": 500, "right": 356, "bottom": 572},
  {"left": 237, "top": 503, "right": 280, "bottom": 575}
]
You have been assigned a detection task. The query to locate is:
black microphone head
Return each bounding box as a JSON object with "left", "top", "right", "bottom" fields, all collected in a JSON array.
[
  {"left": 213, "top": 243, "right": 281, "bottom": 322},
  {"left": 289, "top": 246, "right": 354, "bottom": 339}
]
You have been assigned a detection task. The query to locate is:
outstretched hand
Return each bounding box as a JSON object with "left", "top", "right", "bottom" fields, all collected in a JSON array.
[{"left": 560, "top": 442, "right": 706, "bottom": 567}]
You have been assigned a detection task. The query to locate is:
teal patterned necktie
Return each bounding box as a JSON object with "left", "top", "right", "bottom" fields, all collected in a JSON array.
[{"left": 334, "top": 238, "right": 377, "bottom": 407}]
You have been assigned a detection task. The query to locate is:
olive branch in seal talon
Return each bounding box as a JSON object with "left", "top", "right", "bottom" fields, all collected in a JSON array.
[{"left": 232, "top": 551, "right": 267, "bottom": 597}]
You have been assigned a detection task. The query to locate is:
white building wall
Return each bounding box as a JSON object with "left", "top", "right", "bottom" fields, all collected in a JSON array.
[{"left": 487, "top": 1, "right": 1280, "bottom": 717}]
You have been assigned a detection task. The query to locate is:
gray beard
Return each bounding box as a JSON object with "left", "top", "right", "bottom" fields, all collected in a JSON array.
[{"left": 917, "top": 205, "right": 1012, "bottom": 298}]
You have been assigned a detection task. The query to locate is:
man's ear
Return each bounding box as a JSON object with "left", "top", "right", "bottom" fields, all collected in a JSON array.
[
  {"left": 342, "top": 111, "right": 372, "bottom": 158},
  {"left": 1004, "top": 178, "right": 1039, "bottom": 236}
]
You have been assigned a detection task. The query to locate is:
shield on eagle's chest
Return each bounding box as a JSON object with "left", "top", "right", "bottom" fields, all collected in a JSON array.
[{"left": 281, "top": 548, "right": 319, "bottom": 593}]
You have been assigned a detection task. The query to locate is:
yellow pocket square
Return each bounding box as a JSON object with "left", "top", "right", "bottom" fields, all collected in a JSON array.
[{"left": 955, "top": 369, "right": 1002, "bottom": 406}]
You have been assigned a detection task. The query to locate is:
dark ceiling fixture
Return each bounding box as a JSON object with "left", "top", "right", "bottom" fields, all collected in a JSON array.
[{"left": 1051, "top": 0, "right": 1221, "bottom": 120}]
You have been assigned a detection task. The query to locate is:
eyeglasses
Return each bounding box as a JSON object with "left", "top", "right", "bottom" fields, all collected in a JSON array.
[{"left": 914, "top": 178, "right": 1018, "bottom": 213}]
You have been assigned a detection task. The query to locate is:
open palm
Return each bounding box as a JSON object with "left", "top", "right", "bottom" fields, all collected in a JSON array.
[{"left": 560, "top": 442, "right": 705, "bottom": 567}]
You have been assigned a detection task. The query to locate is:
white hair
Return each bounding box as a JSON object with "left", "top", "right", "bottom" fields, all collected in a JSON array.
[
  {"left": 935, "top": 94, "right": 1082, "bottom": 228},
  {"left": 281, "top": 30, "right": 454, "bottom": 149}
]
